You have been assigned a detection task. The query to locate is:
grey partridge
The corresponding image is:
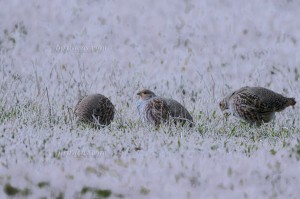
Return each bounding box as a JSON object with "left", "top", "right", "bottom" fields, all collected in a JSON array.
[
  {"left": 219, "top": 86, "right": 296, "bottom": 125},
  {"left": 137, "top": 89, "right": 194, "bottom": 127},
  {"left": 75, "top": 94, "right": 115, "bottom": 127}
]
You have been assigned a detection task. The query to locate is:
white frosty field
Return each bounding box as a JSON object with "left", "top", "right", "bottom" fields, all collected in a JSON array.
[{"left": 0, "top": 0, "right": 300, "bottom": 198}]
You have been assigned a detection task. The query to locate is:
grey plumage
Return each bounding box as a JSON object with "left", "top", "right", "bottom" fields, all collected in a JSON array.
[
  {"left": 164, "top": 98, "right": 194, "bottom": 127},
  {"left": 219, "top": 86, "right": 296, "bottom": 125},
  {"left": 137, "top": 89, "right": 194, "bottom": 127},
  {"left": 75, "top": 94, "right": 115, "bottom": 127}
]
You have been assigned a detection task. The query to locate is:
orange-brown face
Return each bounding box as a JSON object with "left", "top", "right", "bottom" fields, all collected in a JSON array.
[
  {"left": 219, "top": 98, "right": 228, "bottom": 111},
  {"left": 137, "top": 89, "right": 156, "bottom": 100}
]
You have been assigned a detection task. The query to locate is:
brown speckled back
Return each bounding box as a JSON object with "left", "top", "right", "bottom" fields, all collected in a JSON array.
[{"left": 221, "top": 86, "right": 296, "bottom": 125}]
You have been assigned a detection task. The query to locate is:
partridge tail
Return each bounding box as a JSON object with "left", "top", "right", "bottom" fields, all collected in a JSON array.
[{"left": 287, "top": 98, "right": 296, "bottom": 106}]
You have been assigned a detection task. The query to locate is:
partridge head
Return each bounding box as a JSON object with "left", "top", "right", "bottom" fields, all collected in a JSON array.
[{"left": 137, "top": 89, "right": 157, "bottom": 100}]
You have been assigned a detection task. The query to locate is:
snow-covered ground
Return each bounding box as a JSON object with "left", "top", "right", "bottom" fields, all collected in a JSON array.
[{"left": 0, "top": 0, "right": 300, "bottom": 198}]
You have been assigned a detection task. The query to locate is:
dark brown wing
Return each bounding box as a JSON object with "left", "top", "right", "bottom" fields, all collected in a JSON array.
[{"left": 248, "top": 87, "right": 292, "bottom": 112}]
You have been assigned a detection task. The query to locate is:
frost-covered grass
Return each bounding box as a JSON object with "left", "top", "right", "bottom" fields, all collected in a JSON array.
[{"left": 0, "top": 0, "right": 300, "bottom": 198}]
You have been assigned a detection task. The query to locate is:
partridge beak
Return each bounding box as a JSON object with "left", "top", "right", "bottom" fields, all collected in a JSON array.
[{"left": 137, "top": 92, "right": 141, "bottom": 96}]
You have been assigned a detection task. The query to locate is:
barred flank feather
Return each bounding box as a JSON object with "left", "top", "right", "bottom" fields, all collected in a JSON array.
[
  {"left": 143, "top": 97, "right": 170, "bottom": 127},
  {"left": 75, "top": 94, "right": 115, "bottom": 127}
]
